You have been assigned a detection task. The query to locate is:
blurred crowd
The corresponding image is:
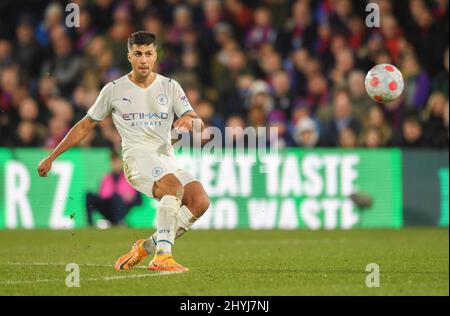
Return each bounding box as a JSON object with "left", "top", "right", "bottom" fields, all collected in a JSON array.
[{"left": 0, "top": 0, "right": 448, "bottom": 151}]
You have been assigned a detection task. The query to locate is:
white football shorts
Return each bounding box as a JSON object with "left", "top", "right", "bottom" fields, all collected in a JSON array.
[{"left": 123, "top": 154, "right": 197, "bottom": 198}]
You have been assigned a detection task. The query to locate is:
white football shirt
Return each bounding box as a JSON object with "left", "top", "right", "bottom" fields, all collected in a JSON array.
[{"left": 87, "top": 73, "right": 193, "bottom": 159}]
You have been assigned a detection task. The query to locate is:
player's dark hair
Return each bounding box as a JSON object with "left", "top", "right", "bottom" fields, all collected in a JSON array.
[{"left": 127, "top": 31, "right": 156, "bottom": 50}]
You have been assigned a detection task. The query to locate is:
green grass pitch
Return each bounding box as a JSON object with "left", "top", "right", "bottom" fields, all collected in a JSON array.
[{"left": 0, "top": 228, "right": 448, "bottom": 296}]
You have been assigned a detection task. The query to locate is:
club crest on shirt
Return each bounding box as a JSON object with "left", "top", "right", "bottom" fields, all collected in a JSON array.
[
  {"left": 152, "top": 167, "right": 163, "bottom": 177},
  {"left": 156, "top": 94, "right": 168, "bottom": 105}
]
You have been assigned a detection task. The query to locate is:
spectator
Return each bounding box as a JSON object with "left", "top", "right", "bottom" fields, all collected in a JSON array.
[
  {"left": 203, "top": 0, "right": 224, "bottom": 31},
  {"left": 347, "top": 15, "right": 366, "bottom": 51},
  {"left": 361, "top": 33, "right": 385, "bottom": 68},
  {"left": 278, "top": 0, "right": 315, "bottom": 54},
  {"left": 142, "top": 13, "right": 164, "bottom": 40},
  {"left": 329, "top": 0, "right": 353, "bottom": 33},
  {"left": 171, "top": 49, "right": 202, "bottom": 90},
  {"left": 339, "top": 127, "right": 358, "bottom": 148},
  {"left": 0, "top": 65, "right": 29, "bottom": 138},
  {"left": 36, "top": 75, "right": 59, "bottom": 113},
  {"left": 267, "top": 109, "right": 295, "bottom": 148},
  {"left": 249, "top": 80, "right": 273, "bottom": 113},
  {"left": 41, "top": 32, "right": 83, "bottom": 98},
  {"left": 17, "top": 97, "right": 46, "bottom": 138},
  {"left": 222, "top": 72, "right": 254, "bottom": 118},
  {"left": 380, "top": 15, "right": 405, "bottom": 64},
  {"left": 423, "top": 92, "right": 449, "bottom": 148},
  {"left": 289, "top": 48, "right": 310, "bottom": 97},
  {"left": 184, "top": 85, "right": 203, "bottom": 110},
  {"left": 43, "top": 116, "right": 70, "bottom": 149},
  {"left": 348, "top": 70, "right": 373, "bottom": 119},
  {"left": 195, "top": 99, "right": 224, "bottom": 131},
  {"left": 293, "top": 116, "right": 320, "bottom": 148},
  {"left": 0, "top": 39, "right": 14, "bottom": 69},
  {"left": 35, "top": 2, "right": 64, "bottom": 47},
  {"left": 432, "top": 48, "right": 449, "bottom": 97},
  {"left": 322, "top": 89, "right": 361, "bottom": 146},
  {"left": 303, "top": 72, "right": 330, "bottom": 115},
  {"left": 401, "top": 52, "right": 432, "bottom": 110},
  {"left": 407, "top": 0, "right": 446, "bottom": 75},
  {"left": 86, "top": 151, "right": 142, "bottom": 227},
  {"left": 291, "top": 102, "right": 311, "bottom": 127},
  {"left": 271, "top": 70, "right": 294, "bottom": 117},
  {"left": 74, "top": 8, "right": 98, "bottom": 52},
  {"left": 224, "top": 0, "right": 253, "bottom": 41},
  {"left": 374, "top": 0, "right": 394, "bottom": 16},
  {"left": 0, "top": 1, "right": 448, "bottom": 150},
  {"left": 312, "top": 21, "right": 332, "bottom": 65},
  {"left": 108, "top": 9, "right": 135, "bottom": 72},
  {"left": 197, "top": 0, "right": 224, "bottom": 75},
  {"left": 89, "top": 0, "right": 116, "bottom": 33},
  {"left": 47, "top": 97, "right": 74, "bottom": 124},
  {"left": 247, "top": 104, "right": 267, "bottom": 133},
  {"left": 96, "top": 48, "right": 122, "bottom": 85},
  {"left": 15, "top": 121, "right": 42, "bottom": 147},
  {"left": 257, "top": 46, "right": 283, "bottom": 81},
  {"left": 1, "top": 65, "right": 21, "bottom": 110},
  {"left": 224, "top": 114, "right": 246, "bottom": 148},
  {"left": 215, "top": 47, "right": 250, "bottom": 115},
  {"left": 431, "top": 0, "right": 449, "bottom": 20},
  {"left": 14, "top": 17, "right": 44, "bottom": 79},
  {"left": 167, "top": 5, "right": 193, "bottom": 46},
  {"left": 330, "top": 48, "right": 355, "bottom": 87},
  {"left": 245, "top": 7, "right": 277, "bottom": 53},
  {"left": 395, "top": 115, "right": 427, "bottom": 148},
  {"left": 361, "top": 127, "right": 384, "bottom": 148},
  {"left": 363, "top": 105, "right": 393, "bottom": 146},
  {"left": 131, "top": 0, "right": 153, "bottom": 30}
]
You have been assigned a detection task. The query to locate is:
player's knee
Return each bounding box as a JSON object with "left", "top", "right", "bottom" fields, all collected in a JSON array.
[
  {"left": 187, "top": 194, "right": 210, "bottom": 218},
  {"left": 154, "top": 175, "right": 184, "bottom": 199},
  {"left": 199, "top": 195, "right": 210, "bottom": 216},
  {"left": 167, "top": 184, "right": 184, "bottom": 201},
  {"left": 162, "top": 185, "right": 183, "bottom": 200},
  {"left": 176, "top": 186, "right": 185, "bottom": 200}
]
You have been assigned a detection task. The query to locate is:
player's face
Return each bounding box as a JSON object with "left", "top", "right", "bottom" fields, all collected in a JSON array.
[{"left": 128, "top": 44, "right": 157, "bottom": 78}]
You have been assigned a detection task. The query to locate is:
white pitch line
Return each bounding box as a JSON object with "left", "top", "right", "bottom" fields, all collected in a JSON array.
[
  {"left": 0, "top": 262, "right": 147, "bottom": 269},
  {"left": 0, "top": 262, "right": 182, "bottom": 285},
  {"left": 0, "top": 272, "right": 181, "bottom": 285}
]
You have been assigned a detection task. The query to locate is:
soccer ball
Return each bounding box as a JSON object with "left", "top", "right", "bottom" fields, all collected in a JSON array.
[{"left": 365, "top": 64, "right": 404, "bottom": 103}]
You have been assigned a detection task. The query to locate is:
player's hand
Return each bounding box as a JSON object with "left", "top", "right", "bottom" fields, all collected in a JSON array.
[
  {"left": 174, "top": 112, "right": 203, "bottom": 133},
  {"left": 37, "top": 157, "right": 53, "bottom": 177}
]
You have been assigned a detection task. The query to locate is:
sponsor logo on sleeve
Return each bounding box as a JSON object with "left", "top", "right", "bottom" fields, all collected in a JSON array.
[{"left": 181, "top": 95, "right": 190, "bottom": 107}]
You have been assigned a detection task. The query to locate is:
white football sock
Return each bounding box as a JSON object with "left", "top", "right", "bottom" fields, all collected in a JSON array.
[
  {"left": 176, "top": 205, "right": 198, "bottom": 237},
  {"left": 144, "top": 205, "right": 197, "bottom": 254},
  {"left": 154, "top": 195, "right": 181, "bottom": 255}
]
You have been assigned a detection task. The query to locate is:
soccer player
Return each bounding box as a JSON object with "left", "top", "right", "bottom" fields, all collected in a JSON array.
[{"left": 37, "top": 31, "right": 210, "bottom": 272}]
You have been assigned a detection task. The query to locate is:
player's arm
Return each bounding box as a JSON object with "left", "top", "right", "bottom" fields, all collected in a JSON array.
[
  {"left": 37, "top": 116, "right": 98, "bottom": 177},
  {"left": 173, "top": 111, "right": 204, "bottom": 133}
]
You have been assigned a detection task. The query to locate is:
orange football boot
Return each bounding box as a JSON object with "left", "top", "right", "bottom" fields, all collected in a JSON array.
[
  {"left": 148, "top": 254, "right": 189, "bottom": 272},
  {"left": 114, "top": 239, "right": 148, "bottom": 270}
]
